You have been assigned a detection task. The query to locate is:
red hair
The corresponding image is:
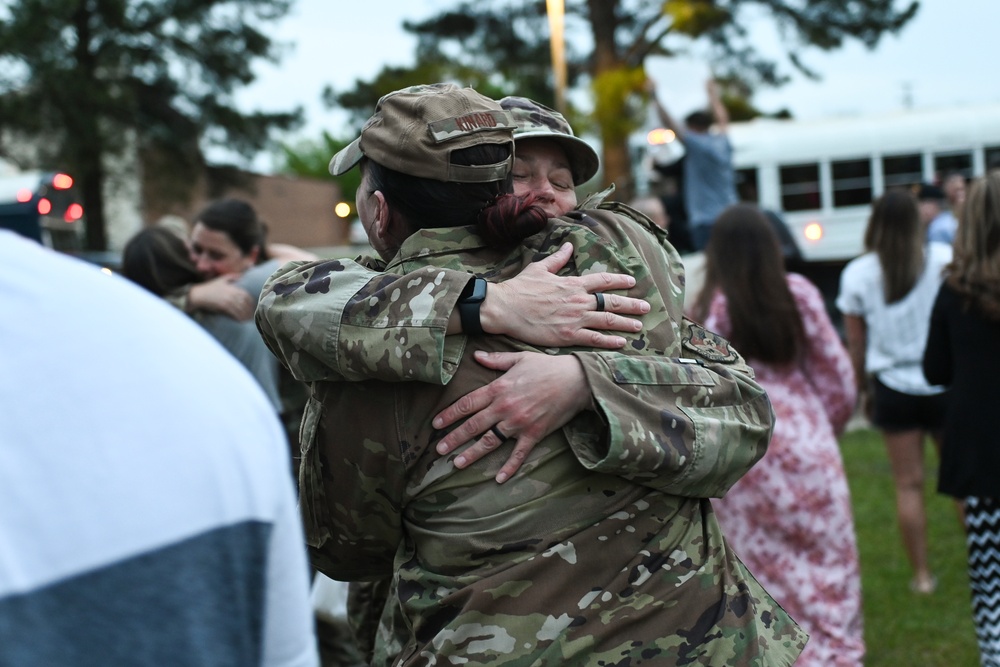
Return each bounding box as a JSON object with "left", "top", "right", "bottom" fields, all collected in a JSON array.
[{"left": 477, "top": 193, "right": 548, "bottom": 248}]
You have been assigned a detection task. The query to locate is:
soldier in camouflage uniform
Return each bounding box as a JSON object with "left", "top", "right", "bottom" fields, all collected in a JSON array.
[
  {"left": 257, "top": 83, "right": 806, "bottom": 666},
  {"left": 332, "top": 96, "right": 648, "bottom": 663}
]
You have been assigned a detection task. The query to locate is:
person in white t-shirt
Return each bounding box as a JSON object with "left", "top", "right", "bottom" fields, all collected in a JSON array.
[
  {"left": 0, "top": 231, "right": 319, "bottom": 667},
  {"left": 836, "top": 189, "right": 952, "bottom": 595}
]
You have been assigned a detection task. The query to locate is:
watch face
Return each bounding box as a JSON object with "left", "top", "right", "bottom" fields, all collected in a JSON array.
[
  {"left": 462, "top": 277, "right": 487, "bottom": 303},
  {"left": 458, "top": 278, "right": 487, "bottom": 335},
  {"left": 471, "top": 278, "right": 487, "bottom": 303}
]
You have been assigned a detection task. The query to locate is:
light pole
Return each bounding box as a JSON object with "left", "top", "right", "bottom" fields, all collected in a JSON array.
[{"left": 546, "top": 0, "right": 567, "bottom": 114}]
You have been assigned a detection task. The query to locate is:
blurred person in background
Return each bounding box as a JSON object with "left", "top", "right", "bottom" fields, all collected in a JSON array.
[
  {"left": 122, "top": 226, "right": 283, "bottom": 413},
  {"left": 0, "top": 230, "right": 318, "bottom": 667},
  {"left": 919, "top": 182, "right": 954, "bottom": 246},
  {"left": 944, "top": 171, "right": 967, "bottom": 209},
  {"left": 628, "top": 195, "right": 670, "bottom": 230},
  {"left": 923, "top": 170, "right": 1000, "bottom": 666},
  {"left": 927, "top": 173, "right": 966, "bottom": 245},
  {"left": 646, "top": 76, "right": 738, "bottom": 250},
  {"left": 183, "top": 199, "right": 361, "bottom": 666},
  {"left": 692, "top": 204, "right": 863, "bottom": 666},
  {"left": 185, "top": 198, "right": 316, "bottom": 463},
  {"left": 188, "top": 197, "right": 319, "bottom": 309},
  {"left": 837, "top": 188, "right": 951, "bottom": 595}
]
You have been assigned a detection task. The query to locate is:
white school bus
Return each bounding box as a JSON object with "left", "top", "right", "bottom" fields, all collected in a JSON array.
[{"left": 640, "top": 102, "right": 1000, "bottom": 263}]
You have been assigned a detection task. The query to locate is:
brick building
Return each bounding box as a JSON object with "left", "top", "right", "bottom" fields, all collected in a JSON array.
[{"left": 145, "top": 170, "right": 352, "bottom": 253}]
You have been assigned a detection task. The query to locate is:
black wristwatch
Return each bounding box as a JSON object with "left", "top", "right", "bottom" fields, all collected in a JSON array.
[{"left": 457, "top": 277, "right": 488, "bottom": 335}]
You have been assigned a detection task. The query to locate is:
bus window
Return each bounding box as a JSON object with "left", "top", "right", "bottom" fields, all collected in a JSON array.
[
  {"left": 984, "top": 146, "right": 1000, "bottom": 171},
  {"left": 883, "top": 153, "right": 922, "bottom": 189},
  {"left": 736, "top": 167, "right": 759, "bottom": 203},
  {"left": 779, "top": 163, "right": 821, "bottom": 211},
  {"left": 934, "top": 151, "right": 973, "bottom": 180},
  {"left": 832, "top": 158, "right": 872, "bottom": 207}
]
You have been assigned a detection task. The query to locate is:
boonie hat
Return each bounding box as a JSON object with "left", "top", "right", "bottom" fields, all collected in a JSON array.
[
  {"left": 329, "top": 83, "right": 516, "bottom": 183},
  {"left": 499, "top": 96, "right": 600, "bottom": 184}
]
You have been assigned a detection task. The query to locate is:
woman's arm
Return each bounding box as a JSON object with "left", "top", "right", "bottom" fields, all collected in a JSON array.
[
  {"left": 842, "top": 313, "right": 870, "bottom": 417},
  {"left": 477, "top": 243, "right": 649, "bottom": 346},
  {"left": 260, "top": 209, "right": 772, "bottom": 495},
  {"left": 186, "top": 275, "right": 256, "bottom": 320},
  {"left": 791, "top": 274, "right": 857, "bottom": 434},
  {"left": 162, "top": 276, "right": 254, "bottom": 321},
  {"left": 645, "top": 77, "right": 685, "bottom": 140},
  {"left": 434, "top": 209, "right": 772, "bottom": 496},
  {"left": 922, "top": 284, "right": 953, "bottom": 386},
  {"left": 432, "top": 339, "right": 771, "bottom": 498},
  {"left": 706, "top": 78, "right": 729, "bottom": 133},
  {"left": 257, "top": 245, "right": 648, "bottom": 385}
]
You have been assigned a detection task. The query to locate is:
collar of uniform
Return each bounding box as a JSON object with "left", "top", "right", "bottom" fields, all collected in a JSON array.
[
  {"left": 385, "top": 225, "right": 489, "bottom": 271},
  {"left": 577, "top": 183, "right": 616, "bottom": 209}
]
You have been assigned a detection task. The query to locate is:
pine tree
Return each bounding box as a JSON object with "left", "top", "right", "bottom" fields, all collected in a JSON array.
[
  {"left": 0, "top": 0, "right": 301, "bottom": 250},
  {"left": 328, "top": 0, "right": 918, "bottom": 198}
]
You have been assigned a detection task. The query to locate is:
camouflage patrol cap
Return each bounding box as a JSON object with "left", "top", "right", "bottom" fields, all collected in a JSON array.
[
  {"left": 499, "top": 96, "right": 600, "bottom": 184},
  {"left": 329, "top": 83, "right": 517, "bottom": 183}
]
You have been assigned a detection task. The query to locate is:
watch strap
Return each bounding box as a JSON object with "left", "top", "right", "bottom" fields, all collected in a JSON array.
[{"left": 457, "top": 277, "right": 487, "bottom": 335}]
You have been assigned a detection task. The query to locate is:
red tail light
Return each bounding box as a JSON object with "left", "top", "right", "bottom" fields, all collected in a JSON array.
[
  {"left": 37, "top": 198, "right": 52, "bottom": 215},
  {"left": 65, "top": 203, "right": 84, "bottom": 222},
  {"left": 52, "top": 173, "right": 74, "bottom": 190}
]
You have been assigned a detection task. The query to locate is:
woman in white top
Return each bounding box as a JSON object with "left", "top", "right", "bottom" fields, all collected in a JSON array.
[{"left": 836, "top": 188, "right": 951, "bottom": 594}]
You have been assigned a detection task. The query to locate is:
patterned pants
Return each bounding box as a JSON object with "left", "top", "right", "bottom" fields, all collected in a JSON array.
[{"left": 966, "top": 496, "right": 1000, "bottom": 666}]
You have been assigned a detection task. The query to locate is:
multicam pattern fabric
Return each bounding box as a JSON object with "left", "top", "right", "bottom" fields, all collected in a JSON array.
[
  {"left": 499, "top": 95, "right": 599, "bottom": 185},
  {"left": 502, "top": 95, "right": 576, "bottom": 136},
  {"left": 329, "top": 83, "right": 515, "bottom": 184},
  {"left": 257, "top": 207, "right": 807, "bottom": 666}
]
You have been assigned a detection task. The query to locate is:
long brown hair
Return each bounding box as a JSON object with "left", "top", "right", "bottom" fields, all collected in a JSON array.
[
  {"left": 947, "top": 170, "right": 1000, "bottom": 319},
  {"left": 864, "top": 189, "right": 925, "bottom": 303},
  {"left": 693, "top": 204, "right": 805, "bottom": 364},
  {"left": 122, "top": 227, "right": 202, "bottom": 297}
]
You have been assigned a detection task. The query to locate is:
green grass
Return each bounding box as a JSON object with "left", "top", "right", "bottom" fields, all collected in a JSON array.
[{"left": 841, "top": 428, "right": 980, "bottom": 666}]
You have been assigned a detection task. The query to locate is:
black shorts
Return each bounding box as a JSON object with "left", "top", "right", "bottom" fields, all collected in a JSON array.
[{"left": 871, "top": 376, "right": 948, "bottom": 433}]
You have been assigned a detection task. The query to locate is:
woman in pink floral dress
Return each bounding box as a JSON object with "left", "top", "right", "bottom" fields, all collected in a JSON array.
[{"left": 691, "top": 204, "right": 864, "bottom": 666}]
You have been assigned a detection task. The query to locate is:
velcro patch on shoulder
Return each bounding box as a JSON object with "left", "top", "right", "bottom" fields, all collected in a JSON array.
[{"left": 683, "top": 323, "right": 739, "bottom": 363}]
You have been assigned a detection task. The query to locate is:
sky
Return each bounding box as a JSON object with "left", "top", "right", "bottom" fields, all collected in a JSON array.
[{"left": 232, "top": 0, "right": 1000, "bottom": 171}]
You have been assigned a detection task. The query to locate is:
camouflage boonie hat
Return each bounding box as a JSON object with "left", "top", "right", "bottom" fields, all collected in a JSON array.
[
  {"left": 499, "top": 96, "right": 600, "bottom": 184},
  {"left": 329, "top": 83, "right": 517, "bottom": 183}
]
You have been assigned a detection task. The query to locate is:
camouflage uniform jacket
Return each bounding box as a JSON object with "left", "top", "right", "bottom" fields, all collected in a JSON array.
[{"left": 257, "top": 207, "right": 807, "bottom": 666}]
